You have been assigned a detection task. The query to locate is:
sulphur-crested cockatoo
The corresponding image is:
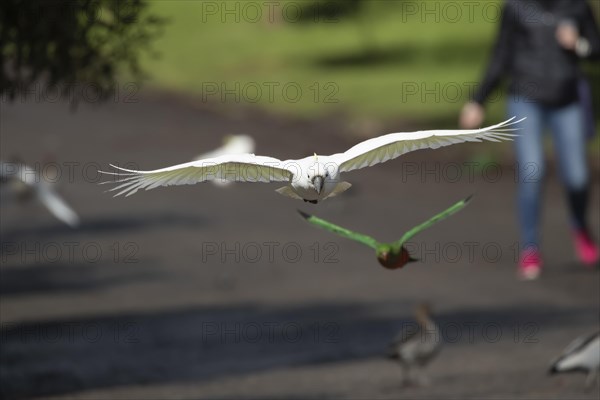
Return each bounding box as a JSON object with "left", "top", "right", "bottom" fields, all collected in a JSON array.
[
  {"left": 101, "top": 118, "right": 522, "bottom": 203},
  {"left": 194, "top": 134, "right": 255, "bottom": 187},
  {"left": 0, "top": 161, "right": 80, "bottom": 227}
]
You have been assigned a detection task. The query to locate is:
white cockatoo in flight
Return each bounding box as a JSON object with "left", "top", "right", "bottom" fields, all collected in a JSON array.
[
  {"left": 194, "top": 134, "right": 255, "bottom": 187},
  {"left": 102, "top": 118, "right": 523, "bottom": 204},
  {"left": 0, "top": 161, "right": 80, "bottom": 227}
]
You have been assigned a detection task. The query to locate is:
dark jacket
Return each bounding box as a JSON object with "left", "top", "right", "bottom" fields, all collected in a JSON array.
[{"left": 473, "top": 0, "right": 600, "bottom": 106}]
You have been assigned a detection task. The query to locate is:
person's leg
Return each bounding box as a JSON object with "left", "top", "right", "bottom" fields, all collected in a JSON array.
[
  {"left": 509, "top": 97, "right": 546, "bottom": 255},
  {"left": 548, "top": 102, "right": 589, "bottom": 228},
  {"left": 548, "top": 101, "right": 599, "bottom": 265}
]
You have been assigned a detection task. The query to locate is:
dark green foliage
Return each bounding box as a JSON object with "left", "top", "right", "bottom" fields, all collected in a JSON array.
[
  {"left": 0, "top": 0, "right": 163, "bottom": 103},
  {"left": 292, "top": 0, "right": 365, "bottom": 23}
]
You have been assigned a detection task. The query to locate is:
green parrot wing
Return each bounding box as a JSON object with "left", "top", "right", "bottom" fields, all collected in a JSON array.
[
  {"left": 394, "top": 195, "right": 472, "bottom": 246},
  {"left": 298, "top": 211, "right": 379, "bottom": 249}
]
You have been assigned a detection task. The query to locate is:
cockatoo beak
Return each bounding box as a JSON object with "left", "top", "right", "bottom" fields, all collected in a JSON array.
[{"left": 312, "top": 176, "right": 324, "bottom": 194}]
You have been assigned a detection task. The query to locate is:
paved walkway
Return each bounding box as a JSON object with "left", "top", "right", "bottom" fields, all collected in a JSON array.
[{"left": 1, "top": 94, "right": 598, "bottom": 399}]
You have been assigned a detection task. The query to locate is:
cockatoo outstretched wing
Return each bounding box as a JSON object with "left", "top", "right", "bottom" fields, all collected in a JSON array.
[
  {"left": 195, "top": 135, "right": 256, "bottom": 187},
  {"left": 332, "top": 117, "right": 523, "bottom": 173},
  {"left": 101, "top": 154, "right": 295, "bottom": 197}
]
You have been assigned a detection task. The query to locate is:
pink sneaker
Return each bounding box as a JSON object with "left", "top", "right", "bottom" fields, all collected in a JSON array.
[
  {"left": 573, "top": 230, "right": 599, "bottom": 267},
  {"left": 518, "top": 248, "right": 542, "bottom": 280}
]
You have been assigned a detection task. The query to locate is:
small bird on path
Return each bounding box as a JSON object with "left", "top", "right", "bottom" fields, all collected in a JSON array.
[
  {"left": 388, "top": 303, "right": 442, "bottom": 386},
  {"left": 549, "top": 331, "right": 599, "bottom": 390}
]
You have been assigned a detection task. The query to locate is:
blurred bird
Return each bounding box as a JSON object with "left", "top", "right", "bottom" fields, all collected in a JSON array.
[
  {"left": 388, "top": 303, "right": 442, "bottom": 386},
  {"left": 298, "top": 196, "right": 470, "bottom": 269},
  {"left": 101, "top": 118, "right": 522, "bottom": 203},
  {"left": 0, "top": 161, "right": 80, "bottom": 228},
  {"left": 549, "top": 331, "right": 599, "bottom": 389},
  {"left": 194, "top": 134, "right": 255, "bottom": 187}
]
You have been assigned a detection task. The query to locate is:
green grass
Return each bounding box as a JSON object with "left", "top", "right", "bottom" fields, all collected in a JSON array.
[
  {"left": 140, "top": 1, "right": 501, "bottom": 122},
  {"left": 140, "top": 0, "right": 599, "bottom": 134}
]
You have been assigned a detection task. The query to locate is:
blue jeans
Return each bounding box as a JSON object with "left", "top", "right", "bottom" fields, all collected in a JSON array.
[{"left": 508, "top": 97, "right": 590, "bottom": 250}]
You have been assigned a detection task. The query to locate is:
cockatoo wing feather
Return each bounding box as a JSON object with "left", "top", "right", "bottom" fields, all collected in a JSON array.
[
  {"left": 101, "top": 154, "right": 294, "bottom": 197},
  {"left": 334, "top": 117, "right": 523, "bottom": 172}
]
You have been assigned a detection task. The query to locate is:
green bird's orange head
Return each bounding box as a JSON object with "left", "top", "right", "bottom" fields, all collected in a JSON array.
[{"left": 376, "top": 244, "right": 417, "bottom": 270}]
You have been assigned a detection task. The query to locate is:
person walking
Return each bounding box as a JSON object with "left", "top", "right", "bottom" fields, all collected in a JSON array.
[{"left": 460, "top": 0, "right": 600, "bottom": 279}]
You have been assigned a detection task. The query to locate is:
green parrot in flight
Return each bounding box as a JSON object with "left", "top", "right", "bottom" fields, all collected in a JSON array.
[{"left": 299, "top": 196, "right": 471, "bottom": 269}]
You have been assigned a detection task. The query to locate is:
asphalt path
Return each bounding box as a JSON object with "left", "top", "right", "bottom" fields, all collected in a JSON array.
[{"left": 1, "top": 93, "right": 598, "bottom": 399}]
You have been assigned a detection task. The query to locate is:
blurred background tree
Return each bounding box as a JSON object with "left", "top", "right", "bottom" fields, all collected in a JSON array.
[
  {"left": 0, "top": 0, "right": 163, "bottom": 103},
  {"left": 1, "top": 0, "right": 596, "bottom": 128}
]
